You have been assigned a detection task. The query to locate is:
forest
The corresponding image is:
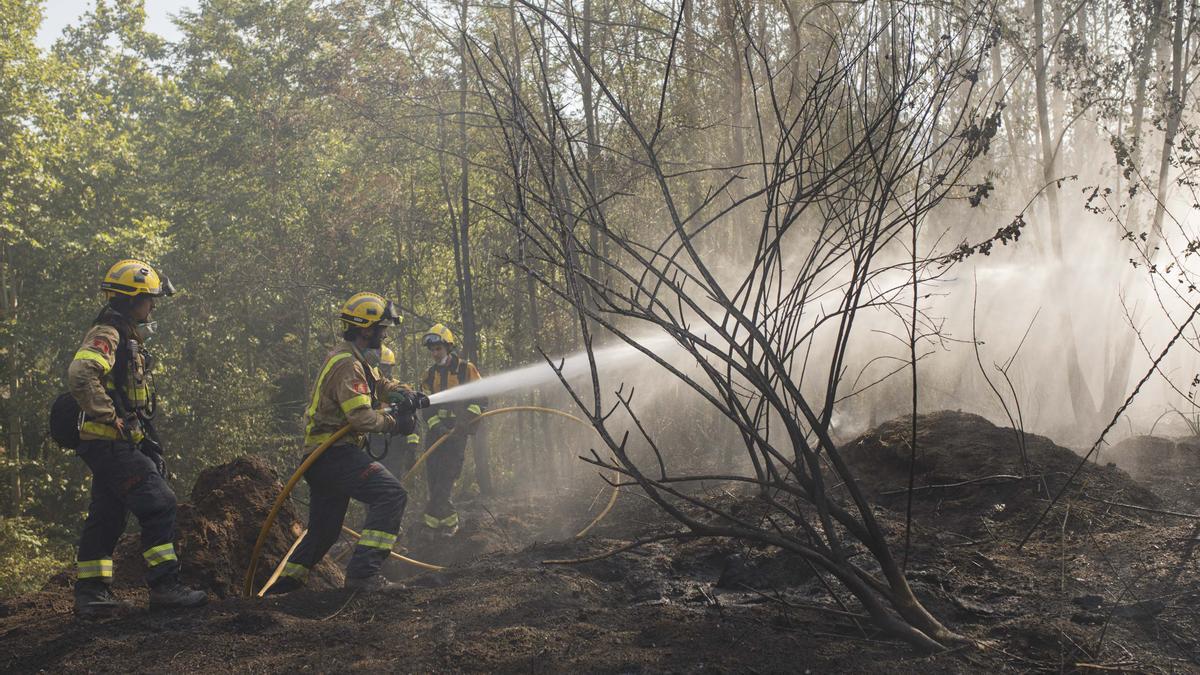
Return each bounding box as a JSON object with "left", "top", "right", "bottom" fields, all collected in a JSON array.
[{"left": 2, "top": 0, "right": 1200, "bottom": 670}]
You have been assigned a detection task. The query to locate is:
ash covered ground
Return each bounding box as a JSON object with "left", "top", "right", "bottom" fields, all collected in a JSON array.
[{"left": 2, "top": 411, "right": 1198, "bottom": 673}]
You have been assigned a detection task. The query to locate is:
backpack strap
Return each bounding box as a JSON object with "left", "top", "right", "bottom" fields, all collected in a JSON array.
[
  {"left": 457, "top": 356, "right": 469, "bottom": 385},
  {"left": 97, "top": 312, "right": 134, "bottom": 416},
  {"left": 358, "top": 352, "right": 379, "bottom": 408}
]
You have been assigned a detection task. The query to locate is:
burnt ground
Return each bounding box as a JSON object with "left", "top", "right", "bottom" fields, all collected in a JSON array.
[{"left": 1, "top": 410, "right": 1199, "bottom": 673}]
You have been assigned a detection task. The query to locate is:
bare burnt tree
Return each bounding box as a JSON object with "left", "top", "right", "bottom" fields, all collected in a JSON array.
[{"left": 472, "top": 1, "right": 1006, "bottom": 650}]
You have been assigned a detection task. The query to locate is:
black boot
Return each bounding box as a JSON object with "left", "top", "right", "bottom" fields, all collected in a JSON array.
[
  {"left": 148, "top": 575, "right": 208, "bottom": 610},
  {"left": 344, "top": 574, "right": 403, "bottom": 593},
  {"left": 74, "top": 580, "right": 125, "bottom": 618}
]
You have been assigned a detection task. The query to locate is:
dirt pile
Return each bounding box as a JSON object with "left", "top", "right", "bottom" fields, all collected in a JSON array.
[
  {"left": 108, "top": 456, "right": 342, "bottom": 597},
  {"left": 1109, "top": 435, "right": 1200, "bottom": 510},
  {"left": 843, "top": 411, "right": 1158, "bottom": 537}
]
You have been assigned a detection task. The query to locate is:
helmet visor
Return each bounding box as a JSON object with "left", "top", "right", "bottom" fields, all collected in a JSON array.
[{"left": 380, "top": 301, "right": 400, "bottom": 326}]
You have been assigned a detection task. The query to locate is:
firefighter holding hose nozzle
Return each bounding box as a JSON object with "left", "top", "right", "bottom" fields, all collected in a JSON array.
[
  {"left": 414, "top": 323, "right": 486, "bottom": 537},
  {"left": 268, "top": 293, "right": 426, "bottom": 594}
]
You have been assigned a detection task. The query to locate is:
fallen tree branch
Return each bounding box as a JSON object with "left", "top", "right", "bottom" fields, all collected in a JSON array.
[
  {"left": 541, "top": 532, "right": 691, "bottom": 565},
  {"left": 879, "top": 474, "right": 1028, "bottom": 496},
  {"left": 1079, "top": 493, "right": 1200, "bottom": 520}
]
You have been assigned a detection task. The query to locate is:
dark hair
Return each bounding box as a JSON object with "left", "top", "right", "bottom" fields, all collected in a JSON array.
[
  {"left": 107, "top": 295, "right": 137, "bottom": 314},
  {"left": 95, "top": 296, "right": 135, "bottom": 329},
  {"left": 343, "top": 325, "right": 381, "bottom": 342}
]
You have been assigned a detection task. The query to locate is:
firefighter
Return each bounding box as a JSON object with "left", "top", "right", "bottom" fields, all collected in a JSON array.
[
  {"left": 416, "top": 323, "right": 486, "bottom": 536},
  {"left": 268, "top": 293, "right": 417, "bottom": 594},
  {"left": 378, "top": 344, "right": 396, "bottom": 379},
  {"left": 69, "top": 259, "right": 207, "bottom": 617}
]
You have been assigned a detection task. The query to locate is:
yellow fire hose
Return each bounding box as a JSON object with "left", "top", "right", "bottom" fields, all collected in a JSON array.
[
  {"left": 244, "top": 405, "right": 618, "bottom": 598},
  {"left": 244, "top": 424, "right": 351, "bottom": 598},
  {"left": 256, "top": 528, "right": 307, "bottom": 598}
]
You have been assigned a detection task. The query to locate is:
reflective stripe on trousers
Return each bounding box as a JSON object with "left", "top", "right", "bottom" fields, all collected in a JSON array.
[
  {"left": 143, "top": 542, "right": 178, "bottom": 567},
  {"left": 423, "top": 512, "right": 459, "bottom": 529},
  {"left": 356, "top": 529, "right": 397, "bottom": 550},
  {"left": 281, "top": 562, "right": 309, "bottom": 580},
  {"left": 77, "top": 558, "right": 114, "bottom": 580}
]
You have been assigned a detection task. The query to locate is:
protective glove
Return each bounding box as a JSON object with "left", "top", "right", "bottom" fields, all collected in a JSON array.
[
  {"left": 389, "top": 408, "right": 416, "bottom": 437},
  {"left": 387, "top": 391, "right": 428, "bottom": 437},
  {"left": 388, "top": 390, "right": 431, "bottom": 416},
  {"left": 464, "top": 403, "right": 484, "bottom": 435},
  {"left": 139, "top": 438, "right": 167, "bottom": 478}
]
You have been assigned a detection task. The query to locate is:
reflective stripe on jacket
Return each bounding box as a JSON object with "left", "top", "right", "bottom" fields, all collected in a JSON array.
[
  {"left": 303, "top": 342, "right": 398, "bottom": 451},
  {"left": 67, "top": 323, "right": 150, "bottom": 442},
  {"left": 421, "top": 353, "right": 485, "bottom": 430}
]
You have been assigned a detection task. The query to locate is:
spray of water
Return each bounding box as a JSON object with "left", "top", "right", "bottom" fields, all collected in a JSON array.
[{"left": 427, "top": 334, "right": 679, "bottom": 405}]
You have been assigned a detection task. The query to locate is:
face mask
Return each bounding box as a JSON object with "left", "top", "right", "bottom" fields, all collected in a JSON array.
[
  {"left": 362, "top": 348, "right": 382, "bottom": 366},
  {"left": 138, "top": 321, "right": 158, "bottom": 341}
]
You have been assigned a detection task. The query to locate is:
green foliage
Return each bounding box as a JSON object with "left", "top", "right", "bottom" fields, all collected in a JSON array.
[
  {"left": 0, "top": 517, "right": 71, "bottom": 598},
  {"left": 0, "top": 0, "right": 1166, "bottom": 584}
]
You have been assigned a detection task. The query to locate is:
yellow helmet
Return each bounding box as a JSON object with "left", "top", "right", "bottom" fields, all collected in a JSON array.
[
  {"left": 422, "top": 323, "right": 456, "bottom": 348},
  {"left": 380, "top": 345, "right": 396, "bottom": 366},
  {"left": 339, "top": 292, "right": 400, "bottom": 329},
  {"left": 100, "top": 259, "right": 175, "bottom": 299}
]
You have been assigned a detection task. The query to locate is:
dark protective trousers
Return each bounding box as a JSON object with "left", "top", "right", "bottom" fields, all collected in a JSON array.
[
  {"left": 287, "top": 443, "right": 408, "bottom": 580},
  {"left": 76, "top": 440, "right": 179, "bottom": 586},
  {"left": 425, "top": 429, "right": 467, "bottom": 521},
  {"left": 370, "top": 433, "right": 416, "bottom": 479}
]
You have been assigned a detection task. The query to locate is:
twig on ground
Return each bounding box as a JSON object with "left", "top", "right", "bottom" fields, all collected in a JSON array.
[
  {"left": 541, "top": 532, "right": 690, "bottom": 565},
  {"left": 1079, "top": 494, "right": 1200, "bottom": 520},
  {"left": 321, "top": 590, "right": 360, "bottom": 621},
  {"left": 880, "top": 474, "right": 1028, "bottom": 496}
]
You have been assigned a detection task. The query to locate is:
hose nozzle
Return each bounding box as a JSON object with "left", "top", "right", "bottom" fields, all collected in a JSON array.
[{"left": 389, "top": 390, "right": 431, "bottom": 415}]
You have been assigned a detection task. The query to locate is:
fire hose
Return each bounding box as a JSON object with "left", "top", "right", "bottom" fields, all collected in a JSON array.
[{"left": 244, "top": 405, "right": 618, "bottom": 598}]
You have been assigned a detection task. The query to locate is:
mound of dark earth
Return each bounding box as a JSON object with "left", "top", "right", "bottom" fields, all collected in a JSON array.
[
  {"left": 843, "top": 411, "right": 1158, "bottom": 538},
  {"left": 1109, "top": 435, "right": 1200, "bottom": 511}
]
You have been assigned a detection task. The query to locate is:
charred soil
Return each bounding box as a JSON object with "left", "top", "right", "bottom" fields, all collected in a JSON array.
[{"left": 2, "top": 412, "right": 1198, "bottom": 672}]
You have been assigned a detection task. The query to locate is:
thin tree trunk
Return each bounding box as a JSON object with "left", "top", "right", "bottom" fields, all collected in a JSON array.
[
  {"left": 1126, "top": 0, "right": 1163, "bottom": 237},
  {"left": 457, "top": 0, "right": 488, "bottom": 493},
  {"left": 1032, "top": 0, "right": 1063, "bottom": 257},
  {"left": 721, "top": 0, "right": 746, "bottom": 173},
  {"left": 990, "top": 44, "right": 1021, "bottom": 182},
  {"left": 1, "top": 246, "right": 20, "bottom": 512},
  {"left": 1151, "top": 0, "right": 1187, "bottom": 239},
  {"left": 581, "top": 0, "right": 601, "bottom": 286},
  {"left": 458, "top": 0, "right": 479, "bottom": 364}
]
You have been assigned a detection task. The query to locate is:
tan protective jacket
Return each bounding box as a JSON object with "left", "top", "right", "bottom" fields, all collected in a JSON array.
[
  {"left": 303, "top": 342, "right": 407, "bottom": 452},
  {"left": 67, "top": 322, "right": 152, "bottom": 442}
]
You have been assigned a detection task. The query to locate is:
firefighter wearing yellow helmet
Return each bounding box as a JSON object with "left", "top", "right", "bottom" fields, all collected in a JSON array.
[
  {"left": 379, "top": 344, "right": 397, "bottom": 378},
  {"left": 68, "top": 259, "right": 206, "bottom": 617},
  {"left": 415, "top": 322, "right": 486, "bottom": 536},
  {"left": 270, "top": 292, "right": 418, "bottom": 594}
]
